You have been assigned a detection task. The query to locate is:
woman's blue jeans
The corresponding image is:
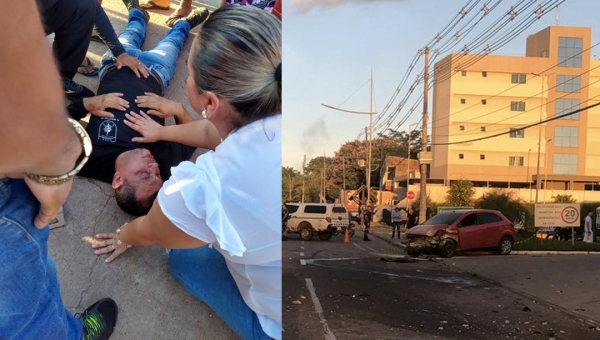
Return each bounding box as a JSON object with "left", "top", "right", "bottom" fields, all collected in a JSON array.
[
  {"left": 0, "top": 179, "right": 82, "bottom": 339},
  {"left": 168, "top": 247, "right": 272, "bottom": 340}
]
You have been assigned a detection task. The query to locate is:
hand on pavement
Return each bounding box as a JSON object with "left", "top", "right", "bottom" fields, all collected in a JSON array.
[{"left": 92, "top": 232, "right": 132, "bottom": 263}]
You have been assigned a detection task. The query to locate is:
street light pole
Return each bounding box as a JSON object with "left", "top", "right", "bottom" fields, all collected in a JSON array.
[
  {"left": 533, "top": 73, "right": 545, "bottom": 203},
  {"left": 527, "top": 148, "right": 532, "bottom": 202},
  {"left": 544, "top": 138, "right": 552, "bottom": 203},
  {"left": 367, "top": 69, "right": 373, "bottom": 209}
]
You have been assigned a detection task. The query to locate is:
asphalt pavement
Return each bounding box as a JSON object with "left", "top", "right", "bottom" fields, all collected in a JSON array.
[{"left": 283, "top": 229, "right": 600, "bottom": 339}]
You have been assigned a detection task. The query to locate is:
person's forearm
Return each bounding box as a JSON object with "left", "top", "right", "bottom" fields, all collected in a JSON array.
[
  {"left": 119, "top": 216, "right": 158, "bottom": 247},
  {"left": 159, "top": 120, "right": 221, "bottom": 150},
  {"left": 93, "top": 4, "right": 126, "bottom": 58},
  {"left": 0, "top": 0, "right": 82, "bottom": 177},
  {"left": 67, "top": 98, "right": 90, "bottom": 121}
]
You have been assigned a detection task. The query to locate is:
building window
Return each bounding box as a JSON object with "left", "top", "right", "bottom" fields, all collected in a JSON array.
[
  {"left": 557, "top": 75, "right": 581, "bottom": 93},
  {"left": 480, "top": 154, "right": 485, "bottom": 160},
  {"left": 555, "top": 98, "right": 580, "bottom": 120},
  {"left": 458, "top": 153, "right": 464, "bottom": 159},
  {"left": 481, "top": 99, "right": 487, "bottom": 105},
  {"left": 553, "top": 153, "right": 577, "bottom": 174},
  {"left": 482, "top": 71, "right": 487, "bottom": 77},
  {"left": 459, "top": 125, "right": 465, "bottom": 131},
  {"left": 558, "top": 37, "right": 583, "bottom": 68},
  {"left": 511, "top": 73, "right": 526, "bottom": 84},
  {"left": 460, "top": 98, "right": 466, "bottom": 104},
  {"left": 481, "top": 126, "right": 486, "bottom": 132},
  {"left": 509, "top": 128, "right": 524, "bottom": 138},
  {"left": 508, "top": 156, "right": 525, "bottom": 166},
  {"left": 461, "top": 70, "right": 467, "bottom": 76},
  {"left": 510, "top": 101, "right": 526, "bottom": 111},
  {"left": 554, "top": 126, "right": 579, "bottom": 147}
]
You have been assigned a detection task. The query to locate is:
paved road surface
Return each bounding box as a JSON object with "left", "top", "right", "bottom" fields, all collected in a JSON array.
[{"left": 283, "top": 231, "right": 600, "bottom": 339}]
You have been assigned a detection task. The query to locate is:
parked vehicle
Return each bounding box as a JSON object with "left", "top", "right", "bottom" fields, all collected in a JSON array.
[
  {"left": 285, "top": 203, "right": 350, "bottom": 241},
  {"left": 404, "top": 209, "right": 516, "bottom": 258}
]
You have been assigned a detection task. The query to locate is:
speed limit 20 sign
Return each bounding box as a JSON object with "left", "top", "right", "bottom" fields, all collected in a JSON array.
[{"left": 534, "top": 203, "right": 581, "bottom": 228}]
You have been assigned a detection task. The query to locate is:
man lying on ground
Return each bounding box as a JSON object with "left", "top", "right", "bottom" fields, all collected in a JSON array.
[{"left": 68, "top": 0, "right": 220, "bottom": 216}]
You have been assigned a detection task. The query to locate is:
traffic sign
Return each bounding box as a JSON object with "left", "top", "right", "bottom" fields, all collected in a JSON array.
[
  {"left": 534, "top": 203, "right": 580, "bottom": 227},
  {"left": 407, "top": 191, "right": 415, "bottom": 200}
]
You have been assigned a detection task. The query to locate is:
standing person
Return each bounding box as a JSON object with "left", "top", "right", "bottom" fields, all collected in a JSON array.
[
  {"left": 400, "top": 207, "right": 408, "bottom": 232},
  {"left": 1, "top": 1, "right": 117, "bottom": 339},
  {"left": 390, "top": 207, "right": 401, "bottom": 238},
  {"left": 584, "top": 210, "right": 594, "bottom": 243},
  {"left": 363, "top": 205, "right": 372, "bottom": 241},
  {"left": 36, "top": 0, "right": 149, "bottom": 99},
  {"left": 90, "top": 6, "right": 282, "bottom": 340},
  {"left": 407, "top": 209, "right": 417, "bottom": 229}
]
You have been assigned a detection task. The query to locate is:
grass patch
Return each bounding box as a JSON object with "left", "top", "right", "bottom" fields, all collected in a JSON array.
[{"left": 514, "top": 234, "right": 600, "bottom": 251}]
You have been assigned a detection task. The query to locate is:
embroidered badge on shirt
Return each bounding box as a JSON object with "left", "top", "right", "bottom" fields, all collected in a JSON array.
[{"left": 99, "top": 120, "right": 117, "bottom": 142}]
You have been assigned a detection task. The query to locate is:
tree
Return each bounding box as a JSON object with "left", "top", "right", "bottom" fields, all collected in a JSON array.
[
  {"left": 475, "top": 190, "right": 530, "bottom": 226},
  {"left": 380, "top": 128, "right": 424, "bottom": 159},
  {"left": 282, "top": 166, "right": 302, "bottom": 202},
  {"left": 553, "top": 194, "right": 576, "bottom": 203},
  {"left": 446, "top": 180, "right": 475, "bottom": 206}
]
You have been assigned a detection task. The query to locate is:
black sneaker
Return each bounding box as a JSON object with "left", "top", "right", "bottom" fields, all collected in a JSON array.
[
  {"left": 75, "top": 298, "right": 118, "bottom": 340},
  {"left": 62, "top": 77, "right": 94, "bottom": 101},
  {"left": 181, "top": 8, "right": 210, "bottom": 29}
]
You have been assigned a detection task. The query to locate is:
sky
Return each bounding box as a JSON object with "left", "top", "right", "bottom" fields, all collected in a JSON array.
[{"left": 282, "top": 0, "right": 600, "bottom": 171}]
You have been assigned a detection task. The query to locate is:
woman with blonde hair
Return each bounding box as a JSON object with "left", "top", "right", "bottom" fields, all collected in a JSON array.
[{"left": 91, "top": 5, "right": 282, "bottom": 339}]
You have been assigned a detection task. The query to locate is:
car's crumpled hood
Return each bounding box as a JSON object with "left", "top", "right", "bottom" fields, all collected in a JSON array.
[{"left": 406, "top": 224, "right": 448, "bottom": 237}]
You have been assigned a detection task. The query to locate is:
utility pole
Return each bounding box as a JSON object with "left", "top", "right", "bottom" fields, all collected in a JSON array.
[
  {"left": 367, "top": 69, "right": 374, "bottom": 209},
  {"left": 342, "top": 157, "right": 346, "bottom": 203},
  {"left": 322, "top": 151, "right": 326, "bottom": 203},
  {"left": 419, "top": 47, "right": 430, "bottom": 223},
  {"left": 301, "top": 155, "right": 306, "bottom": 202}
]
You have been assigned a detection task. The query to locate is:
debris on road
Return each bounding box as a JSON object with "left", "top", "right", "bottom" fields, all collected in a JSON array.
[{"left": 292, "top": 300, "right": 302, "bottom": 305}]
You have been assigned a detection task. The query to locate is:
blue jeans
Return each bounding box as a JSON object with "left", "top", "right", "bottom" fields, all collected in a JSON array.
[
  {"left": 99, "top": 8, "right": 191, "bottom": 92},
  {"left": 168, "top": 247, "right": 271, "bottom": 340},
  {"left": 0, "top": 179, "right": 82, "bottom": 339}
]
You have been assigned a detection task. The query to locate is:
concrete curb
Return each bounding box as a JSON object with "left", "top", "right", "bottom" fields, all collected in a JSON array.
[{"left": 511, "top": 250, "right": 600, "bottom": 255}]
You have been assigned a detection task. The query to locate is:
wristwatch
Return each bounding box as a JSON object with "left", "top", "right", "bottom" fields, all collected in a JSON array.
[{"left": 25, "top": 118, "right": 92, "bottom": 185}]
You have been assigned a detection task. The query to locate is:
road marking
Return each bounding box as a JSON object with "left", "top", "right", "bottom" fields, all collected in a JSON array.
[
  {"left": 300, "top": 246, "right": 305, "bottom": 250},
  {"left": 363, "top": 244, "right": 376, "bottom": 252},
  {"left": 299, "top": 252, "right": 305, "bottom": 257},
  {"left": 301, "top": 241, "right": 305, "bottom": 245},
  {"left": 305, "top": 278, "right": 337, "bottom": 340},
  {"left": 352, "top": 242, "right": 367, "bottom": 251},
  {"left": 300, "top": 259, "right": 306, "bottom": 265}
]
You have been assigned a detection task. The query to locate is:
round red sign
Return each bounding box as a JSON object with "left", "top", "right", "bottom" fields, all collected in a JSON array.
[{"left": 407, "top": 191, "right": 415, "bottom": 200}]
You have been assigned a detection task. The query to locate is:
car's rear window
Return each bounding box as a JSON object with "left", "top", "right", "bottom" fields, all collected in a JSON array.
[
  {"left": 423, "top": 212, "right": 463, "bottom": 225},
  {"left": 304, "top": 205, "right": 327, "bottom": 214},
  {"left": 332, "top": 207, "right": 347, "bottom": 213},
  {"left": 286, "top": 205, "right": 299, "bottom": 214}
]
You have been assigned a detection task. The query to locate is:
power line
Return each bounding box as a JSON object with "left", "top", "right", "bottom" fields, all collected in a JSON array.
[
  {"left": 430, "top": 99, "right": 600, "bottom": 146},
  {"left": 435, "top": 64, "right": 600, "bottom": 136}
]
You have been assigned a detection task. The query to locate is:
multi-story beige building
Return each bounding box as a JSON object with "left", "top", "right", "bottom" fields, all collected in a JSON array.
[{"left": 431, "top": 25, "right": 600, "bottom": 192}]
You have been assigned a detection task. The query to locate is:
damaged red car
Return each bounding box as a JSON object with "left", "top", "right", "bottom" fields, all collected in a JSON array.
[{"left": 405, "top": 209, "right": 515, "bottom": 258}]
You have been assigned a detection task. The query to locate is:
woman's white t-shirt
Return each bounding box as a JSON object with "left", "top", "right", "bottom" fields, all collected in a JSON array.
[{"left": 158, "top": 114, "right": 282, "bottom": 339}]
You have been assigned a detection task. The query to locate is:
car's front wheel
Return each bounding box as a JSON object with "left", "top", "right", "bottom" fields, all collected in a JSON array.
[
  {"left": 498, "top": 236, "right": 513, "bottom": 255},
  {"left": 438, "top": 239, "right": 457, "bottom": 258}
]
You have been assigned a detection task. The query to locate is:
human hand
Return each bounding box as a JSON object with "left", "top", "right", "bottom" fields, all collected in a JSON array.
[
  {"left": 115, "top": 53, "right": 149, "bottom": 78},
  {"left": 23, "top": 176, "right": 73, "bottom": 229},
  {"left": 124, "top": 110, "right": 163, "bottom": 143},
  {"left": 83, "top": 93, "right": 129, "bottom": 118},
  {"left": 92, "top": 232, "right": 132, "bottom": 263},
  {"left": 135, "top": 92, "right": 184, "bottom": 118}
]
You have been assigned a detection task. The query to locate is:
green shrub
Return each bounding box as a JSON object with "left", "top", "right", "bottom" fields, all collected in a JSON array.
[{"left": 475, "top": 189, "right": 531, "bottom": 230}]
